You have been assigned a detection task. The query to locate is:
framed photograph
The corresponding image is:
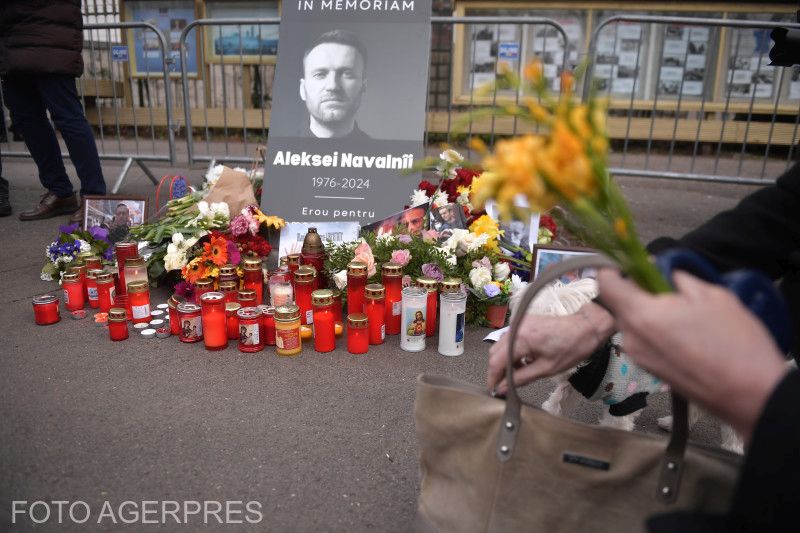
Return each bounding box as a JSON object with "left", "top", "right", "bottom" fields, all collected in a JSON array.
[
  {"left": 204, "top": 1, "right": 280, "bottom": 65},
  {"left": 361, "top": 205, "right": 428, "bottom": 238},
  {"left": 532, "top": 245, "right": 599, "bottom": 284},
  {"left": 430, "top": 202, "right": 466, "bottom": 241},
  {"left": 484, "top": 198, "right": 540, "bottom": 253},
  {"left": 82, "top": 196, "right": 148, "bottom": 244}
]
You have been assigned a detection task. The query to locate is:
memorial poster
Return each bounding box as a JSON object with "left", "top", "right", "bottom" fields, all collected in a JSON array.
[
  {"left": 658, "top": 25, "right": 711, "bottom": 97},
  {"left": 261, "top": 0, "right": 433, "bottom": 241}
]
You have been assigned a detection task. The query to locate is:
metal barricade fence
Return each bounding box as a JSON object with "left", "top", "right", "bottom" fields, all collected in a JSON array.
[
  {"left": 582, "top": 15, "right": 800, "bottom": 185},
  {"left": 0, "top": 21, "right": 176, "bottom": 193}
]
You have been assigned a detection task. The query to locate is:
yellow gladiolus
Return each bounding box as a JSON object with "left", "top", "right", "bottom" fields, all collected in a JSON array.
[
  {"left": 538, "top": 121, "right": 597, "bottom": 201},
  {"left": 469, "top": 137, "right": 489, "bottom": 155},
  {"left": 524, "top": 60, "right": 544, "bottom": 83},
  {"left": 523, "top": 97, "right": 552, "bottom": 124},
  {"left": 613, "top": 218, "right": 628, "bottom": 239}
]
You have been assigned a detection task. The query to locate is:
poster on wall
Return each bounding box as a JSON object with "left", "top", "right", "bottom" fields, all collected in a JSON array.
[
  {"left": 657, "top": 25, "right": 712, "bottom": 97},
  {"left": 127, "top": 0, "right": 198, "bottom": 76},
  {"left": 204, "top": 1, "right": 280, "bottom": 63},
  {"left": 261, "top": 0, "right": 433, "bottom": 253},
  {"left": 594, "top": 22, "right": 646, "bottom": 97},
  {"left": 726, "top": 26, "right": 776, "bottom": 99}
]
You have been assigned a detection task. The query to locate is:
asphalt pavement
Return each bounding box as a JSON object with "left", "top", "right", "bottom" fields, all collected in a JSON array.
[{"left": 0, "top": 152, "right": 768, "bottom": 531}]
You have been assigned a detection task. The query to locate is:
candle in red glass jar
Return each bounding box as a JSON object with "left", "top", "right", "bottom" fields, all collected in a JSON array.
[
  {"left": 107, "top": 308, "right": 129, "bottom": 341},
  {"left": 84, "top": 255, "right": 102, "bottom": 271},
  {"left": 200, "top": 292, "right": 227, "bottom": 351},
  {"left": 382, "top": 262, "right": 403, "bottom": 335},
  {"left": 167, "top": 293, "right": 185, "bottom": 335},
  {"left": 68, "top": 262, "right": 88, "bottom": 302},
  {"left": 242, "top": 257, "right": 264, "bottom": 305},
  {"left": 347, "top": 261, "right": 367, "bottom": 315},
  {"left": 86, "top": 269, "right": 103, "bottom": 309},
  {"left": 177, "top": 302, "right": 203, "bottom": 343},
  {"left": 114, "top": 241, "right": 139, "bottom": 295},
  {"left": 237, "top": 307, "right": 264, "bottom": 353},
  {"left": 238, "top": 289, "right": 257, "bottom": 308},
  {"left": 347, "top": 313, "right": 369, "bottom": 354},
  {"left": 226, "top": 302, "right": 242, "bottom": 341},
  {"left": 311, "top": 289, "right": 336, "bottom": 353},
  {"left": 219, "top": 280, "right": 239, "bottom": 303},
  {"left": 261, "top": 305, "right": 276, "bottom": 345},
  {"left": 218, "top": 264, "right": 238, "bottom": 285},
  {"left": 127, "top": 281, "right": 151, "bottom": 324},
  {"left": 194, "top": 278, "right": 214, "bottom": 301},
  {"left": 294, "top": 266, "right": 316, "bottom": 325},
  {"left": 95, "top": 272, "right": 115, "bottom": 313},
  {"left": 417, "top": 276, "right": 438, "bottom": 338},
  {"left": 62, "top": 272, "right": 85, "bottom": 311},
  {"left": 107, "top": 308, "right": 129, "bottom": 340},
  {"left": 365, "top": 284, "right": 385, "bottom": 345},
  {"left": 330, "top": 289, "right": 344, "bottom": 334},
  {"left": 32, "top": 294, "right": 60, "bottom": 325}
]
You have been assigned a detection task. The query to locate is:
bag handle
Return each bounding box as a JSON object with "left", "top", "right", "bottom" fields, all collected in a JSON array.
[{"left": 495, "top": 254, "right": 688, "bottom": 504}]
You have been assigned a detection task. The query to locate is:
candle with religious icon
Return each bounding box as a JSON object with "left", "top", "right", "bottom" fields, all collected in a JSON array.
[
  {"left": 301, "top": 227, "right": 327, "bottom": 290},
  {"left": 127, "top": 281, "right": 151, "bottom": 324},
  {"left": 167, "top": 294, "right": 185, "bottom": 335},
  {"left": 346, "top": 261, "right": 367, "bottom": 315},
  {"left": 95, "top": 271, "right": 116, "bottom": 313},
  {"left": 62, "top": 272, "right": 85, "bottom": 311},
  {"left": 400, "top": 286, "right": 426, "bottom": 352},
  {"left": 275, "top": 304, "right": 302, "bottom": 356},
  {"left": 365, "top": 284, "right": 385, "bottom": 345},
  {"left": 438, "top": 291, "right": 467, "bottom": 356},
  {"left": 382, "top": 263, "right": 403, "bottom": 335},
  {"left": 242, "top": 257, "right": 264, "bottom": 305},
  {"left": 194, "top": 278, "right": 214, "bottom": 302},
  {"left": 177, "top": 302, "right": 203, "bottom": 343},
  {"left": 219, "top": 280, "right": 239, "bottom": 303},
  {"left": 108, "top": 308, "right": 129, "bottom": 341},
  {"left": 32, "top": 294, "right": 60, "bottom": 325},
  {"left": 86, "top": 269, "right": 104, "bottom": 309},
  {"left": 416, "top": 276, "right": 439, "bottom": 338},
  {"left": 200, "top": 292, "right": 227, "bottom": 351},
  {"left": 347, "top": 313, "right": 369, "bottom": 355},
  {"left": 114, "top": 241, "right": 139, "bottom": 294},
  {"left": 294, "top": 266, "right": 316, "bottom": 326},
  {"left": 237, "top": 307, "right": 264, "bottom": 353},
  {"left": 226, "top": 302, "right": 242, "bottom": 340},
  {"left": 238, "top": 289, "right": 257, "bottom": 308},
  {"left": 311, "top": 289, "right": 336, "bottom": 353}
]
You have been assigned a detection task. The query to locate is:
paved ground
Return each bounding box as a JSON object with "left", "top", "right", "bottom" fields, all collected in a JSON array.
[{"left": 0, "top": 149, "right": 780, "bottom": 531}]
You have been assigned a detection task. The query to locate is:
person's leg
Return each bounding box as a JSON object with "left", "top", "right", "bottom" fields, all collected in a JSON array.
[
  {"left": 0, "top": 142, "right": 10, "bottom": 216},
  {"left": 1, "top": 75, "right": 74, "bottom": 197},
  {"left": 35, "top": 74, "right": 106, "bottom": 196}
]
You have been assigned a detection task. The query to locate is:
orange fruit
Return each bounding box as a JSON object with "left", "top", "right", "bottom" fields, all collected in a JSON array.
[{"left": 300, "top": 324, "right": 313, "bottom": 340}]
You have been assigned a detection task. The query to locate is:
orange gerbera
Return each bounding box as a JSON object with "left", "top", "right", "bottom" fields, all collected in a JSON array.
[
  {"left": 203, "top": 235, "right": 228, "bottom": 266},
  {"left": 182, "top": 257, "right": 207, "bottom": 284}
]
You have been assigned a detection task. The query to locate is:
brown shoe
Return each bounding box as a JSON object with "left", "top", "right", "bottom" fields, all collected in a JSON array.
[
  {"left": 19, "top": 192, "right": 79, "bottom": 221},
  {"left": 69, "top": 206, "right": 85, "bottom": 224}
]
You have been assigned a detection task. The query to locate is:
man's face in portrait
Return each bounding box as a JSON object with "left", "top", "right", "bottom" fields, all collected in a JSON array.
[
  {"left": 439, "top": 205, "right": 457, "bottom": 224},
  {"left": 113, "top": 204, "right": 130, "bottom": 227},
  {"left": 400, "top": 207, "right": 425, "bottom": 235},
  {"left": 300, "top": 42, "right": 366, "bottom": 133}
]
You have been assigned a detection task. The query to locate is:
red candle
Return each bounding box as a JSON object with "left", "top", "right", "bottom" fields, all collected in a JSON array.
[
  {"left": 177, "top": 302, "right": 203, "bottom": 343},
  {"left": 242, "top": 257, "right": 264, "bottom": 305},
  {"left": 62, "top": 272, "right": 85, "bottom": 311},
  {"left": 114, "top": 241, "right": 139, "bottom": 295},
  {"left": 86, "top": 269, "right": 103, "bottom": 309},
  {"left": 127, "top": 281, "right": 151, "bottom": 324},
  {"left": 226, "top": 302, "right": 242, "bottom": 341},
  {"left": 312, "top": 290, "right": 336, "bottom": 353},
  {"left": 194, "top": 278, "right": 214, "bottom": 302},
  {"left": 347, "top": 313, "right": 369, "bottom": 354},
  {"left": 347, "top": 261, "right": 367, "bottom": 315},
  {"left": 69, "top": 263, "right": 89, "bottom": 303},
  {"left": 417, "top": 277, "right": 439, "bottom": 338},
  {"left": 95, "top": 272, "right": 116, "bottom": 314},
  {"left": 32, "top": 294, "right": 60, "bottom": 325},
  {"left": 84, "top": 256, "right": 102, "bottom": 271},
  {"left": 218, "top": 264, "right": 239, "bottom": 285},
  {"left": 237, "top": 307, "right": 264, "bottom": 352},
  {"left": 219, "top": 280, "right": 239, "bottom": 303},
  {"left": 108, "top": 308, "right": 129, "bottom": 341},
  {"left": 261, "top": 305, "right": 276, "bottom": 346},
  {"left": 294, "top": 266, "right": 316, "bottom": 325},
  {"left": 301, "top": 251, "right": 326, "bottom": 290},
  {"left": 365, "top": 284, "right": 385, "bottom": 345},
  {"left": 200, "top": 292, "right": 228, "bottom": 351},
  {"left": 238, "top": 289, "right": 257, "bottom": 308},
  {"left": 382, "top": 263, "right": 403, "bottom": 335},
  {"left": 168, "top": 294, "right": 186, "bottom": 336},
  {"left": 286, "top": 254, "right": 301, "bottom": 291}
]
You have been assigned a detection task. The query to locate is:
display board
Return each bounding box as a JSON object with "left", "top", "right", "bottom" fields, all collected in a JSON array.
[
  {"left": 204, "top": 1, "right": 280, "bottom": 64},
  {"left": 657, "top": 25, "right": 714, "bottom": 98},
  {"left": 125, "top": 0, "right": 199, "bottom": 77},
  {"left": 261, "top": 0, "right": 432, "bottom": 231}
]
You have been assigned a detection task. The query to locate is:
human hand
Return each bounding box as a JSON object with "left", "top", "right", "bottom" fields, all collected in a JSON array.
[
  {"left": 598, "top": 269, "right": 789, "bottom": 442},
  {"left": 486, "top": 302, "right": 615, "bottom": 395}
]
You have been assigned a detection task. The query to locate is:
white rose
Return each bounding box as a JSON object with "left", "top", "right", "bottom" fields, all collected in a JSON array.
[
  {"left": 464, "top": 233, "right": 489, "bottom": 252},
  {"left": 469, "top": 266, "right": 492, "bottom": 289},
  {"left": 209, "top": 202, "right": 230, "bottom": 219},
  {"left": 439, "top": 149, "right": 464, "bottom": 165},
  {"left": 409, "top": 189, "right": 430, "bottom": 207},
  {"left": 441, "top": 229, "right": 469, "bottom": 252},
  {"left": 205, "top": 164, "right": 224, "bottom": 187},
  {"left": 494, "top": 262, "right": 511, "bottom": 282},
  {"left": 333, "top": 269, "right": 348, "bottom": 290},
  {"left": 510, "top": 273, "right": 528, "bottom": 294}
]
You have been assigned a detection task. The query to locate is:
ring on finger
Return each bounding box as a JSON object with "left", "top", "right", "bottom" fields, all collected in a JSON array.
[{"left": 520, "top": 356, "right": 531, "bottom": 366}]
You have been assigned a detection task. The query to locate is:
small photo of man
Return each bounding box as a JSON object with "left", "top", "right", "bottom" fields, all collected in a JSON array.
[{"left": 299, "top": 30, "right": 370, "bottom": 140}]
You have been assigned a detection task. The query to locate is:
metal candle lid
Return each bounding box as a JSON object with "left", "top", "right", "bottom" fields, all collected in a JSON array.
[
  {"left": 416, "top": 276, "right": 438, "bottom": 292},
  {"left": 87, "top": 268, "right": 105, "bottom": 279},
  {"left": 274, "top": 304, "right": 300, "bottom": 321},
  {"left": 311, "top": 289, "right": 334, "bottom": 306},
  {"left": 238, "top": 289, "right": 257, "bottom": 301},
  {"left": 294, "top": 266, "right": 316, "bottom": 283},
  {"left": 347, "top": 313, "right": 368, "bottom": 328},
  {"left": 365, "top": 284, "right": 385, "bottom": 299},
  {"left": 33, "top": 294, "right": 58, "bottom": 305},
  {"left": 124, "top": 257, "right": 145, "bottom": 268},
  {"left": 286, "top": 254, "right": 302, "bottom": 266},
  {"left": 195, "top": 278, "right": 214, "bottom": 289},
  {"left": 95, "top": 272, "right": 114, "bottom": 283},
  {"left": 62, "top": 272, "right": 80, "bottom": 283},
  {"left": 177, "top": 302, "right": 201, "bottom": 314},
  {"left": 225, "top": 302, "right": 242, "bottom": 314},
  {"left": 347, "top": 261, "right": 367, "bottom": 277},
  {"left": 168, "top": 294, "right": 186, "bottom": 309},
  {"left": 301, "top": 227, "right": 325, "bottom": 254},
  {"left": 382, "top": 262, "right": 402, "bottom": 277},
  {"left": 237, "top": 307, "right": 262, "bottom": 320},
  {"left": 242, "top": 257, "right": 262, "bottom": 270},
  {"left": 108, "top": 308, "right": 127, "bottom": 321},
  {"left": 200, "top": 291, "right": 225, "bottom": 303},
  {"left": 219, "top": 264, "right": 237, "bottom": 276},
  {"left": 219, "top": 280, "right": 238, "bottom": 291},
  {"left": 127, "top": 280, "right": 148, "bottom": 293},
  {"left": 440, "top": 278, "right": 462, "bottom": 293},
  {"left": 115, "top": 241, "right": 138, "bottom": 252}
]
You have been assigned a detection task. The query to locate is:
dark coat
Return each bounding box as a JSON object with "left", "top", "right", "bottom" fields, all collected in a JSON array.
[{"left": 0, "top": 0, "right": 84, "bottom": 78}]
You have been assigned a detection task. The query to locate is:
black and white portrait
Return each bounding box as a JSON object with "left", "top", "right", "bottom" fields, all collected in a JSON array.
[{"left": 430, "top": 203, "right": 466, "bottom": 234}]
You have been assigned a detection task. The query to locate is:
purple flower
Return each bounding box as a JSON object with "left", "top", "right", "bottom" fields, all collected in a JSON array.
[
  {"left": 421, "top": 262, "right": 444, "bottom": 282},
  {"left": 102, "top": 248, "right": 114, "bottom": 261},
  {"left": 59, "top": 222, "right": 80, "bottom": 235},
  {"left": 397, "top": 234, "right": 412, "bottom": 244},
  {"left": 229, "top": 215, "right": 250, "bottom": 237},
  {"left": 484, "top": 284, "right": 501, "bottom": 298},
  {"left": 89, "top": 225, "right": 110, "bottom": 242},
  {"left": 172, "top": 177, "right": 189, "bottom": 199},
  {"left": 174, "top": 280, "right": 196, "bottom": 303},
  {"left": 226, "top": 239, "right": 241, "bottom": 265}
]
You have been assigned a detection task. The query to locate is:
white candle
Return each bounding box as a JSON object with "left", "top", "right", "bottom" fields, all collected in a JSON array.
[
  {"left": 438, "top": 291, "right": 467, "bottom": 356},
  {"left": 400, "top": 286, "right": 427, "bottom": 352},
  {"left": 271, "top": 282, "right": 294, "bottom": 307}
]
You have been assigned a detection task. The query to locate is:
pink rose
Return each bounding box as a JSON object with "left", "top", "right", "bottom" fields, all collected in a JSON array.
[
  {"left": 353, "top": 240, "right": 377, "bottom": 277},
  {"left": 391, "top": 249, "right": 412, "bottom": 267},
  {"left": 422, "top": 230, "right": 439, "bottom": 243}
]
